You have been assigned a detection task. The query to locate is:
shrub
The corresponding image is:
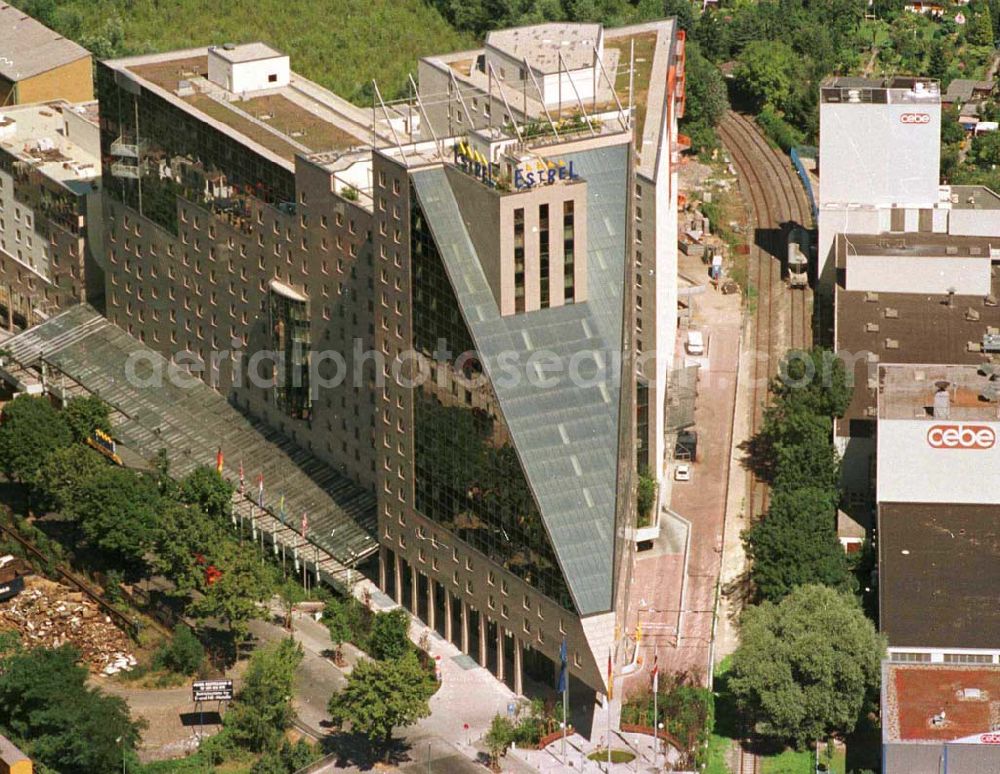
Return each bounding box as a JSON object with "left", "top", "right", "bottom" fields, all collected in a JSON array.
[
  {"left": 756, "top": 105, "right": 805, "bottom": 152},
  {"left": 155, "top": 624, "right": 204, "bottom": 675}
]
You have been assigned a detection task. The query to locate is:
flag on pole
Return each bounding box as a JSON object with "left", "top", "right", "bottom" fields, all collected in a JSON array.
[
  {"left": 238, "top": 460, "right": 245, "bottom": 495},
  {"left": 215, "top": 447, "right": 224, "bottom": 474},
  {"left": 278, "top": 494, "right": 286, "bottom": 524},
  {"left": 557, "top": 638, "right": 568, "bottom": 694},
  {"left": 301, "top": 511, "right": 308, "bottom": 539},
  {"left": 651, "top": 652, "right": 659, "bottom": 694},
  {"left": 607, "top": 651, "right": 613, "bottom": 701},
  {"left": 257, "top": 473, "right": 264, "bottom": 509}
]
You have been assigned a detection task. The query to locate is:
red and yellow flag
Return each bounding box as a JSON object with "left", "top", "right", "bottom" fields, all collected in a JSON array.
[{"left": 215, "top": 447, "right": 224, "bottom": 474}]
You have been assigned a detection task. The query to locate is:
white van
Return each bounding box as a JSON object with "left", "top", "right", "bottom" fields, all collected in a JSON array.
[{"left": 686, "top": 330, "right": 705, "bottom": 356}]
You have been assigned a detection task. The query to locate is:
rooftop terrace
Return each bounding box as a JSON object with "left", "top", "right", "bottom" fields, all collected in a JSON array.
[
  {"left": 116, "top": 48, "right": 376, "bottom": 166},
  {"left": 0, "top": 101, "right": 99, "bottom": 188}
]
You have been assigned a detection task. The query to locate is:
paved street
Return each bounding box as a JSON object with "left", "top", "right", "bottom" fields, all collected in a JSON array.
[{"left": 623, "top": 251, "right": 744, "bottom": 687}]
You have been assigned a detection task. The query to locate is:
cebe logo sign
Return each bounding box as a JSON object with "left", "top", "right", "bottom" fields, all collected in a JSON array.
[
  {"left": 978, "top": 734, "right": 1000, "bottom": 744},
  {"left": 900, "top": 113, "right": 931, "bottom": 124},
  {"left": 926, "top": 424, "right": 996, "bottom": 449}
]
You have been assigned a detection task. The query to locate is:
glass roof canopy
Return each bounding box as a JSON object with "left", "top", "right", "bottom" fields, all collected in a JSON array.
[{"left": 3, "top": 306, "right": 377, "bottom": 566}]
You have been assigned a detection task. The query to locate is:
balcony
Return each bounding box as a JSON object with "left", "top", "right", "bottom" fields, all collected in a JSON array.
[
  {"left": 110, "top": 162, "right": 140, "bottom": 179},
  {"left": 110, "top": 137, "right": 140, "bottom": 158}
]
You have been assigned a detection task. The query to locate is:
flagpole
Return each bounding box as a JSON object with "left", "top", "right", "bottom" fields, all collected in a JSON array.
[
  {"left": 562, "top": 679, "right": 568, "bottom": 762},
  {"left": 653, "top": 675, "right": 659, "bottom": 770},
  {"left": 607, "top": 648, "right": 613, "bottom": 771}
]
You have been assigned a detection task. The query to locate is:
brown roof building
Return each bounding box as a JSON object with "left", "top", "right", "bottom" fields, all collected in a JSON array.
[{"left": 0, "top": 5, "right": 93, "bottom": 106}]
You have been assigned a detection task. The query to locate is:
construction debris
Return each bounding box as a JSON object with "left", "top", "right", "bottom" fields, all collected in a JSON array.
[{"left": 0, "top": 576, "right": 135, "bottom": 673}]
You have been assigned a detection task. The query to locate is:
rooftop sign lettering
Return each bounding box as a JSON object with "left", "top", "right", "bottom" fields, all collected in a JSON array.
[
  {"left": 926, "top": 424, "right": 996, "bottom": 449},
  {"left": 514, "top": 159, "right": 579, "bottom": 190}
]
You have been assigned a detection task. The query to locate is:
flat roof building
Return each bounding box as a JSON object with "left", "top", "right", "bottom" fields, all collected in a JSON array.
[
  {"left": 0, "top": 99, "right": 101, "bottom": 328},
  {"left": 94, "top": 21, "right": 686, "bottom": 720},
  {"left": 882, "top": 662, "right": 1000, "bottom": 773},
  {"left": 0, "top": 4, "right": 92, "bottom": 106},
  {"left": 874, "top": 365, "right": 1000, "bottom": 664}
]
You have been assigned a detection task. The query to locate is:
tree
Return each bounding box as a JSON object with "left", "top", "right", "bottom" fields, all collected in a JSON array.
[
  {"left": 772, "top": 348, "right": 851, "bottom": 419},
  {"left": 72, "top": 466, "right": 161, "bottom": 571},
  {"left": 178, "top": 465, "right": 234, "bottom": 522},
  {"left": 682, "top": 42, "right": 730, "bottom": 149},
  {"left": 328, "top": 652, "right": 433, "bottom": 758},
  {"left": 744, "top": 487, "right": 854, "bottom": 603},
  {"left": 968, "top": 3, "right": 995, "bottom": 46},
  {"left": 188, "top": 550, "right": 273, "bottom": 642},
  {"left": 153, "top": 500, "right": 228, "bottom": 595},
  {"left": 970, "top": 129, "right": 1000, "bottom": 169},
  {"left": 227, "top": 637, "right": 303, "bottom": 752},
  {"left": 63, "top": 394, "right": 111, "bottom": 443},
  {"left": 35, "top": 445, "right": 108, "bottom": 512},
  {"left": 0, "top": 645, "right": 142, "bottom": 774},
  {"left": 484, "top": 713, "right": 516, "bottom": 770},
  {"left": 0, "top": 395, "right": 71, "bottom": 488},
  {"left": 368, "top": 607, "right": 411, "bottom": 661},
  {"left": 771, "top": 419, "right": 841, "bottom": 493},
  {"left": 728, "top": 585, "right": 885, "bottom": 747},
  {"left": 324, "top": 596, "right": 353, "bottom": 661},
  {"left": 733, "top": 41, "right": 803, "bottom": 113}
]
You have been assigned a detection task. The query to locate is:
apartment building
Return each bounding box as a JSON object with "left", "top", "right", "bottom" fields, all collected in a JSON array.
[{"left": 0, "top": 99, "right": 100, "bottom": 329}]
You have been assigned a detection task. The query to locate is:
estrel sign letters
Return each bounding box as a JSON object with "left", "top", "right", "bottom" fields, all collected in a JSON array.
[
  {"left": 900, "top": 113, "right": 931, "bottom": 125},
  {"left": 514, "top": 160, "right": 579, "bottom": 190},
  {"left": 454, "top": 141, "right": 494, "bottom": 186},
  {"left": 926, "top": 424, "right": 996, "bottom": 449}
]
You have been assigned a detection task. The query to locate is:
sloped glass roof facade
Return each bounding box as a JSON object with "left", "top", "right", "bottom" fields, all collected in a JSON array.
[{"left": 411, "top": 142, "right": 630, "bottom": 615}]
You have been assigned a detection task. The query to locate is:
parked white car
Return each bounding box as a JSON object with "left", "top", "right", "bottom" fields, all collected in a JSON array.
[{"left": 674, "top": 463, "right": 691, "bottom": 482}]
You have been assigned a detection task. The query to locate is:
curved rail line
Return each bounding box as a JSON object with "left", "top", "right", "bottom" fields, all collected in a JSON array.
[{"left": 718, "top": 111, "right": 813, "bottom": 519}]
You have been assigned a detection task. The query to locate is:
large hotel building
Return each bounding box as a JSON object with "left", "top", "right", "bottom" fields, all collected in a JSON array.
[{"left": 11, "top": 20, "right": 686, "bottom": 702}]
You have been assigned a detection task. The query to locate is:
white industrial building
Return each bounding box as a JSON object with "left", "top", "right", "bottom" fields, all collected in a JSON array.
[{"left": 818, "top": 77, "right": 1000, "bottom": 294}]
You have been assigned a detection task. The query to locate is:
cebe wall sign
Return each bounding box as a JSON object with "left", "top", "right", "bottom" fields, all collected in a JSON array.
[
  {"left": 926, "top": 424, "right": 997, "bottom": 449},
  {"left": 900, "top": 113, "right": 931, "bottom": 124}
]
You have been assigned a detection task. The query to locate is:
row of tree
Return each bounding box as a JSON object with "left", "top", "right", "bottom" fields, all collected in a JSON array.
[
  {"left": 730, "top": 349, "right": 884, "bottom": 747},
  {"left": 0, "top": 394, "right": 276, "bottom": 641}
]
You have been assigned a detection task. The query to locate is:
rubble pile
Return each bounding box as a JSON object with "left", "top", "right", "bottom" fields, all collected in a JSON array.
[{"left": 0, "top": 577, "right": 135, "bottom": 673}]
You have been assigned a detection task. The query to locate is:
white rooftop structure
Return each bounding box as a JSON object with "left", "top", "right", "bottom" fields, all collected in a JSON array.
[{"left": 486, "top": 23, "right": 602, "bottom": 74}]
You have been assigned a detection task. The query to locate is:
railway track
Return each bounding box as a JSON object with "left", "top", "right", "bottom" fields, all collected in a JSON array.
[
  {"left": 739, "top": 744, "right": 760, "bottom": 774},
  {"left": 718, "top": 111, "right": 813, "bottom": 519}
]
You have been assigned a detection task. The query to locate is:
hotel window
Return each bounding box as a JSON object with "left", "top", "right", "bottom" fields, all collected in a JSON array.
[
  {"left": 514, "top": 208, "right": 525, "bottom": 312},
  {"left": 563, "top": 200, "right": 575, "bottom": 300},
  {"left": 539, "top": 204, "right": 550, "bottom": 308}
]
